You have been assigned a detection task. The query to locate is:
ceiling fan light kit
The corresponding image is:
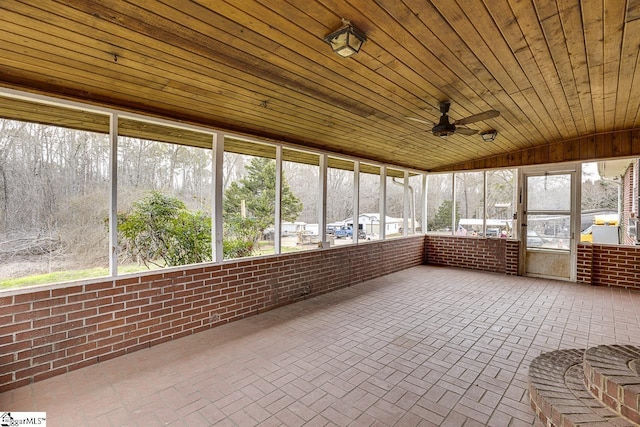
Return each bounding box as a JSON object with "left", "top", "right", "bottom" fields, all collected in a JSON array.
[{"left": 481, "top": 130, "right": 498, "bottom": 142}]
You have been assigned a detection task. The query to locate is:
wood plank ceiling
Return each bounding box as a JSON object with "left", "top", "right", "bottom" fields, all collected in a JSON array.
[{"left": 0, "top": 0, "right": 639, "bottom": 172}]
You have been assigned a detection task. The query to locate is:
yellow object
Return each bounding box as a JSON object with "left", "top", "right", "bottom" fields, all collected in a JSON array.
[
  {"left": 593, "top": 214, "right": 619, "bottom": 226},
  {"left": 581, "top": 214, "right": 619, "bottom": 243}
]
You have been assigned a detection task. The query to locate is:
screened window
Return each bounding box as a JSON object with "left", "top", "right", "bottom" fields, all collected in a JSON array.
[
  {"left": 0, "top": 93, "right": 427, "bottom": 290},
  {"left": 581, "top": 159, "right": 639, "bottom": 246},
  {"left": 282, "top": 148, "right": 319, "bottom": 252},
  {"left": 408, "top": 173, "right": 424, "bottom": 235},
  {"left": 426, "top": 173, "right": 454, "bottom": 234},
  {"left": 359, "top": 164, "right": 381, "bottom": 240},
  {"left": 223, "top": 143, "right": 276, "bottom": 259},
  {"left": 326, "top": 158, "right": 354, "bottom": 245},
  {"left": 117, "top": 120, "right": 213, "bottom": 271},
  {"left": 0, "top": 113, "right": 110, "bottom": 287},
  {"left": 486, "top": 169, "right": 516, "bottom": 238},
  {"left": 454, "top": 171, "right": 484, "bottom": 236},
  {"left": 386, "top": 169, "right": 405, "bottom": 239}
]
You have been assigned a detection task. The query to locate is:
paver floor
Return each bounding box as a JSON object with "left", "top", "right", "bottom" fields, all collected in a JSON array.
[{"left": 2, "top": 265, "right": 640, "bottom": 426}]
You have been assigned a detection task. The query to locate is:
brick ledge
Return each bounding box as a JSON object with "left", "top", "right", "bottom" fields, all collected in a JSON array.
[
  {"left": 528, "top": 348, "right": 634, "bottom": 426},
  {"left": 583, "top": 344, "right": 640, "bottom": 425}
]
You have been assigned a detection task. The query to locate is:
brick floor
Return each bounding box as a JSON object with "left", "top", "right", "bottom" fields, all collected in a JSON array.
[{"left": 2, "top": 265, "right": 640, "bottom": 426}]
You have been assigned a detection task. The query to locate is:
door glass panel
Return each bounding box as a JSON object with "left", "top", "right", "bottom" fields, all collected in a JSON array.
[
  {"left": 527, "top": 175, "right": 571, "bottom": 211},
  {"left": 526, "top": 214, "right": 571, "bottom": 250}
]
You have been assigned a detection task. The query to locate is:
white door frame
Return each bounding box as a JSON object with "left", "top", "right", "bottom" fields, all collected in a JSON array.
[{"left": 518, "top": 164, "right": 581, "bottom": 281}]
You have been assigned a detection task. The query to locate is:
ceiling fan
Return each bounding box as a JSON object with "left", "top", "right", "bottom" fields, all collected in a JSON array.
[{"left": 407, "top": 101, "right": 500, "bottom": 138}]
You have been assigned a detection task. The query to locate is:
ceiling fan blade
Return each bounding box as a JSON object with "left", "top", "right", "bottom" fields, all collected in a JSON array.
[
  {"left": 454, "top": 110, "right": 500, "bottom": 125},
  {"left": 455, "top": 127, "right": 478, "bottom": 136},
  {"left": 405, "top": 117, "right": 434, "bottom": 125}
]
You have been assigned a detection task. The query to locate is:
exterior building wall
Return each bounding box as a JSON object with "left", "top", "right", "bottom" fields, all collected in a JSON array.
[
  {"left": 0, "top": 236, "right": 425, "bottom": 393},
  {"left": 622, "top": 161, "right": 639, "bottom": 245}
]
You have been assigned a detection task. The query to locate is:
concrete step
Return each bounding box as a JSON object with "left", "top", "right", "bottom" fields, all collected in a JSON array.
[
  {"left": 528, "top": 348, "right": 635, "bottom": 426},
  {"left": 584, "top": 344, "right": 640, "bottom": 425}
]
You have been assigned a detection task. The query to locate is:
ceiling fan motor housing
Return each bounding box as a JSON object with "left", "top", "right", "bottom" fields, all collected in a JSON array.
[{"left": 432, "top": 113, "right": 456, "bottom": 137}]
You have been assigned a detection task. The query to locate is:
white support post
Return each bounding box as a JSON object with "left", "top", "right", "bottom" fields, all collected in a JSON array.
[
  {"left": 380, "top": 166, "right": 387, "bottom": 240},
  {"left": 483, "top": 171, "right": 488, "bottom": 236},
  {"left": 109, "top": 112, "right": 118, "bottom": 277},
  {"left": 353, "top": 161, "right": 360, "bottom": 243},
  {"left": 422, "top": 173, "right": 427, "bottom": 234},
  {"left": 319, "top": 154, "right": 328, "bottom": 247},
  {"left": 452, "top": 173, "right": 457, "bottom": 235},
  {"left": 274, "top": 146, "right": 282, "bottom": 254},
  {"left": 403, "top": 170, "right": 409, "bottom": 237},
  {"left": 212, "top": 132, "right": 224, "bottom": 263}
]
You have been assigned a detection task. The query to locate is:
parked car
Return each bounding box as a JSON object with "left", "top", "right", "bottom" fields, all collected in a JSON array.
[
  {"left": 334, "top": 226, "right": 366, "bottom": 239},
  {"left": 527, "top": 231, "right": 544, "bottom": 247}
]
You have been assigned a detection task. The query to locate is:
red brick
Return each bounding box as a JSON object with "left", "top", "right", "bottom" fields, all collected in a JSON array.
[
  {"left": 32, "top": 332, "right": 67, "bottom": 347},
  {"left": 113, "top": 293, "right": 136, "bottom": 303},
  {"left": 68, "top": 308, "right": 98, "bottom": 320},
  {"left": 68, "top": 325, "right": 97, "bottom": 338},
  {"left": 85, "top": 313, "right": 115, "bottom": 326},
  {"left": 33, "top": 297, "right": 67, "bottom": 309},
  {"left": 51, "top": 302, "right": 83, "bottom": 315},
  {"left": 99, "top": 349, "right": 127, "bottom": 361},
  {"left": 15, "top": 326, "right": 51, "bottom": 341},
  {"left": 54, "top": 336, "right": 87, "bottom": 350},
  {"left": 1, "top": 303, "right": 32, "bottom": 316},
  {"left": 68, "top": 292, "right": 98, "bottom": 303},
  {"left": 52, "top": 285, "right": 84, "bottom": 297},
  {"left": 85, "top": 281, "right": 115, "bottom": 292},
  {"left": 33, "top": 366, "right": 67, "bottom": 382},
  {"left": 33, "top": 314, "right": 67, "bottom": 328},
  {"left": 63, "top": 357, "right": 96, "bottom": 371},
  {"left": 66, "top": 341, "right": 98, "bottom": 355},
  {"left": 14, "top": 308, "right": 51, "bottom": 322},
  {"left": 0, "top": 353, "right": 15, "bottom": 365},
  {"left": 83, "top": 297, "right": 114, "bottom": 309},
  {"left": 0, "top": 379, "right": 30, "bottom": 393},
  {"left": 51, "top": 320, "right": 83, "bottom": 333},
  {"left": 14, "top": 290, "right": 51, "bottom": 303},
  {"left": 33, "top": 350, "right": 66, "bottom": 365}
]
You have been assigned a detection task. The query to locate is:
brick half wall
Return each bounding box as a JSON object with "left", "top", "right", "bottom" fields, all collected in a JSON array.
[
  {"left": 425, "top": 236, "right": 519, "bottom": 274},
  {"left": 577, "top": 242, "right": 640, "bottom": 289},
  {"left": 0, "top": 236, "right": 425, "bottom": 392}
]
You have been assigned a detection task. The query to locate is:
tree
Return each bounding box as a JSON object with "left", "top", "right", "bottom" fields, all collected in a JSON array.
[
  {"left": 430, "top": 199, "right": 460, "bottom": 231},
  {"left": 223, "top": 157, "right": 302, "bottom": 249},
  {"left": 582, "top": 179, "right": 618, "bottom": 210},
  {"left": 118, "top": 191, "right": 211, "bottom": 267}
]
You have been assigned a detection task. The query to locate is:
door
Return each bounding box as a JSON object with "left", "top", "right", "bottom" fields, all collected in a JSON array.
[{"left": 520, "top": 168, "right": 576, "bottom": 281}]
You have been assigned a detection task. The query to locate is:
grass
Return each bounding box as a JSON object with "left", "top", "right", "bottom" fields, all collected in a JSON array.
[
  {"left": 0, "top": 267, "right": 110, "bottom": 289},
  {"left": 0, "top": 243, "right": 316, "bottom": 290},
  {"left": 0, "top": 264, "right": 156, "bottom": 289}
]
